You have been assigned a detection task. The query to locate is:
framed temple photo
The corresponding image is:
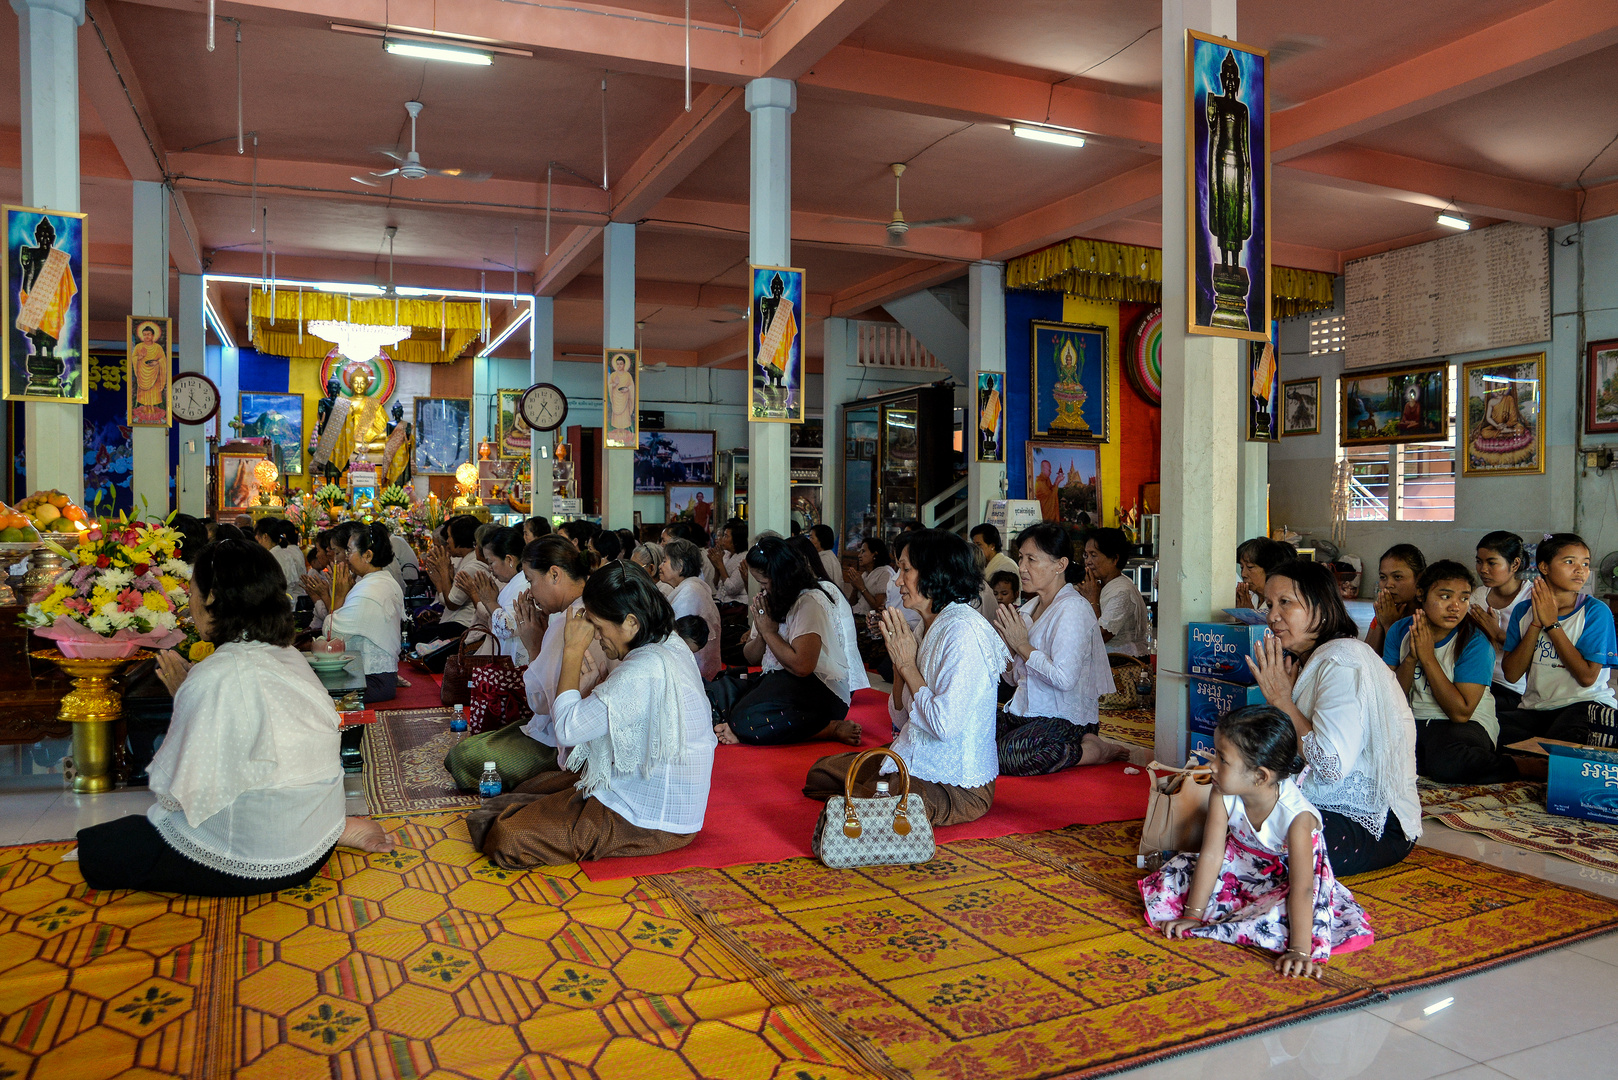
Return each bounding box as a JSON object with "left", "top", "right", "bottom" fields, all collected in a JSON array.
[
  {"left": 496, "top": 388, "right": 532, "bottom": 460},
  {"left": 1025, "top": 442, "right": 1101, "bottom": 526},
  {"left": 603, "top": 348, "right": 639, "bottom": 449},
  {"left": 1586, "top": 338, "right": 1618, "bottom": 434},
  {"left": 666, "top": 483, "right": 717, "bottom": 530},
  {"left": 1462, "top": 353, "right": 1544, "bottom": 477},
  {"left": 1339, "top": 363, "right": 1447, "bottom": 447},
  {"left": 2, "top": 205, "right": 88, "bottom": 403},
  {"left": 748, "top": 264, "right": 805, "bottom": 423},
  {"left": 414, "top": 397, "right": 473, "bottom": 475},
  {"left": 239, "top": 392, "right": 304, "bottom": 476},
  {"left": 1186, "top": 31, "right": 1270, "bottom": 341},
  {"left": 976, "top": 372, "right": 1005, "bottom": 462},
  {"left": 1030, "top": 320, "right": 1108, "bottom": 441},
  {"left": 1247, "top": 340, "right": 1278, "bottom": 442},
  {"left": 1281, "top": 377, "right": 1320, "bottom": 436},
  {"left": 217, "top": 451, "right": 268, "bottom": 515},
  {"left": 126, "top": 317, "right": 172, "bottom": 426},
  {"left": 634, "top": 429, "right": 715, "bottom": 493}
]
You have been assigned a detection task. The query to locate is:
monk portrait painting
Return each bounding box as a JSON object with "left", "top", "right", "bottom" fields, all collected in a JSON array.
[{"left": 3, "top": 205, "right": 87, "bottom": 403}]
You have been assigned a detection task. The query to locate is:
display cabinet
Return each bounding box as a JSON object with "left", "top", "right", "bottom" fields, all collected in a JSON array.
[{"left": 839, "top": 385, "right": 953, "bottom": 548}]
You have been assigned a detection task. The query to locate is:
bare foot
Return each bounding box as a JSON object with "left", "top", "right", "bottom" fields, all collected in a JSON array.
[
  {"left": 815, "top": 720, "right": 863, "bottom": 746},
  {"left": 714, "top": 722, "right": 740, "bottom": 745},
  {"left": 397, "top": 676, "right": 412, "bottom": 688},
  {"left": 1079, "top": 734, "right": 1133, "bottom": 766},
  {"left": 339, "top": 816, "right": 395, "bottom": 853}
]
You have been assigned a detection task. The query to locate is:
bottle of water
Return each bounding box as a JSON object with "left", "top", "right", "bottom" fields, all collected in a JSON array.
[
  {"left": 449, "top": 704, "right": 467, "bottom": 733},
  {"left": 874, "top": 780, "right": 890, "bottom": 797},
  {"left": 478, "top": 761, "right": 502, "bottom": 797}
]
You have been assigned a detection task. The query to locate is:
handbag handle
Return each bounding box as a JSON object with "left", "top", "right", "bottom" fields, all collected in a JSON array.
[
  {"left": 839, "top": 747, "right": 915, "bottom": 840},
  {"left": 1146, "top": 758, "right": 1213, "bottom": 794},
  {"left": 459, "top": 626, "right": 493, "bottom": 660}
]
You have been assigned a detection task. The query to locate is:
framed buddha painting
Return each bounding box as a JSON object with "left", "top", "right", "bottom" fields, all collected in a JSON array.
[
  {"left": 1030, "top": 320, "right": 1108, "bottom": 442},
  {"left": 2, "top": 205, "right": 88, "bottom": 403},
  {"left": 1462, "top": 353, "right": 1543, "bottom": 477}
]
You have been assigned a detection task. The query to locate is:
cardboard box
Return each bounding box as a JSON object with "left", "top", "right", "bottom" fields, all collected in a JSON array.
[
  {"left": 1188, "top": 677, "right": 1268, "bottom": 734},
  {"left": 1186, "top": 622, "right": 1270, "bottom": 685},
  {"left": 1542, "top": 742, "right": 1618, "bottom": 826},
  {"left": 1187, "top": 730, "right": 1216, "bottom": 759}
]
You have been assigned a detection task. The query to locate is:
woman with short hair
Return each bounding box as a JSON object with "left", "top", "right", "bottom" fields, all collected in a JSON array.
[
  {"left": 324, "top": 521, "right": 405, "bottom": 704},
  {"left": 707, "top": 518, "right": 749, "bottom": 604},
  {"left": 660, "top": 538, "right": 722, "bottom": 680},
  {"left": 1080, "top": 527, "right": 1150, "bottom": 656},
  {"left": 75, "top": 540, "right": 392, "bottom": 895},
  {"left": 630, "top": 541, "right": 673, "bottom": 596},
  {"left": 805, "top": 529, "right": 1008, "bottom": 825},
  {"left": 467, "top": 563, "right": 717, "bottom": 867},
  {"left": 464, "top": 527, "right": 533, "bottom": 666}
]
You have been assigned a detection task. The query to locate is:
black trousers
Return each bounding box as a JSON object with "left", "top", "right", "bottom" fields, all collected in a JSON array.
[
  {"left": 364, "top": 671, "right": 398, "bottom": 704},
  {"left": 1489, "top": 684, "right": 1523, "bottom": 714},
  {"left": 1321, "top": 808, "right": 1414, "bottom": 878},
  {"left": 723, "top": 669, "right": 849, "bottom": 745},
  {"left": 78, "top": 815, "right": 335, "bottom": 897},
  {"left": 1415, "top": 718, "right": 1520, "bottom": 785},
  {"left": 1498, "top": 700, "right": 1618, "bottom": 750}
]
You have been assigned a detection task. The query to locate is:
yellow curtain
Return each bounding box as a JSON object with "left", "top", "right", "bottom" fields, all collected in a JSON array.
[
  {"left": 1005, "top": 238, "right": 1336, "bottom": 318},
  {"left": 246, "top": 288, "right": 488, "bottom": 363},
  {"left": 250, "top": 326, "right": 480, "bottom": 365}
]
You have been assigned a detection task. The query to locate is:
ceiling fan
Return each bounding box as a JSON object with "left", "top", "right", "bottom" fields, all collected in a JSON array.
[
  {"left": 830, "top": 163, "right": 973, "bottom": 247},
  {"left": 352, "top": 101, "right": 492, "bottom": 187},
  {"left": 708, "top": 304, "right": 747, "bottom": 324}
]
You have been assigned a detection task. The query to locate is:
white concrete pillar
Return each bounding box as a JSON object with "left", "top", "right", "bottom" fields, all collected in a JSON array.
[
  {"left": 746, "top": 77, "right": 795, "bottom": 540},
  {"left": 530, "top": 296, "right": 555, "bottom": 521},
  {"left": 130, "top": 180, "right": 169, "bottom": 516},
  {"left": 1156, "top": 0, "right": 1242, "bottom": 765},
  {"left": 14, "top": 0, "right": 84, "bottom": 503},
  {"left": 601, "top": 222, "right": 635, "bottom": 530},
  {"left": 1237, "top": 377, "right": 1268, "bottom": 541},
  {"left": 967, "top": 260, "right": 1007, "bottom": 526},
  {"left": 177, "top": 273, "right": 205, "bottom": 517},
  {"left": 821, "top": 317, "right": 857, "bottom": 542}
]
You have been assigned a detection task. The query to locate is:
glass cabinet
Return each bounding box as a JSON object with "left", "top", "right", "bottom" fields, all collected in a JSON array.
[{"left": 839, "top": 386, "right": 953, "bottom": 548}]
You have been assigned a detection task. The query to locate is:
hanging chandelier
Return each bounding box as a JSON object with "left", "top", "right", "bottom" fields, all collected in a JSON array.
[{"left": 305, "top": 320, "right": 411, "bottom": 359}]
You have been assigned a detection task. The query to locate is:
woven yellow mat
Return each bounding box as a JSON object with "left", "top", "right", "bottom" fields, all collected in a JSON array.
[{"left": 1098, "top": 706, "right": 1154, "bottom": 750}]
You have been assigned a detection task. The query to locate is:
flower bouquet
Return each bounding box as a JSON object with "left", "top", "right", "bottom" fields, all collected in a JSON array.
[{"left": 19, "top": 515, "right": 190, "bottom": 658}]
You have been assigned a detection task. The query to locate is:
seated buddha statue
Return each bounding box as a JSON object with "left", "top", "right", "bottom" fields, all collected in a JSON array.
[{"left": 344, "top": 365, "right": 391, "bottom": 459}]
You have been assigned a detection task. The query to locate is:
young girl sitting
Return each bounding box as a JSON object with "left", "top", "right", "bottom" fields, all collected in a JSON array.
[
  {"left": 1384, "top": 561, "right": 1521, "bottom": 784},
  {"left": 1365, "top": 543, "right": 1426, "bottom": 655},
  {"left": 1469, "top": 531, "right": 1528, "bottom": 713},
  {"left": 1499, "top": 533, "right": 1618, "bottom": 749},
  {"left": 1140, "top": 706, "right": 1373, "bottom": 978}
]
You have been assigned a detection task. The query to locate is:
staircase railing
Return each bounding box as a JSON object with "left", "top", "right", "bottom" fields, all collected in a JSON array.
[{"left": 922, "top": 478, "right": 969, "bottom": 537}]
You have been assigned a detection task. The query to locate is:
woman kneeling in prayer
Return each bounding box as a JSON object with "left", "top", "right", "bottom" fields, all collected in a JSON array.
[
  {"left": 804, "top": 529, "right": 1008, "bottom": 826},
  {"left": 466, "top": 562, "right": 717, "bottom": 867},
  {"left": 75, "top": 539, "right": 392, "bottom": 896}
]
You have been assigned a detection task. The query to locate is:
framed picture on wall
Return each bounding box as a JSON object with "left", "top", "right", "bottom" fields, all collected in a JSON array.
[
  {"left": 2, "top": 205, "right": 88, "bottom": 404},
  {"left": 748, "top": 264, "right": 806, "bottom": 423},
  {"left": 1025, "top": 442, "right": 1101, "bottom": 526},
  {"left": 976, "top": 372, "right": 1005, "bottom": 462},
  {"left": 1586, "top": 338, "right": 1618, "bottom": 434},
  {"left": 217, "top": 451, "right": 267, "bottom": 515},
  {"left": 414, "top": 397, "right": 473, "bottom": 475},
  {"left": 1030, "top": 320, "right": 1108, "bottom": 441},
  {"left": 1339, "top": 363, "right": 1447, "bottom": 447},
  {"left": 1281, "top": 377, "right": 1320, "bottom": 436},
  {"left": 603, "top": 348, "right": 639, "bottom": 448},
  {"left": 496, "top": 388, "right": 532, "bottom": 460},
  {"left": 239, "top": 392, "right": 304, "bottom": 475},
  {"left": 666, "top": 483, "right": 717, "bottom": 530},
  {"left": 634, "top": 429, "right": 715, "bottom": 493},
  {"left": 1462, "top": 353, "right": 1544, "bottom": 477},
  {"left": 1247, "top": 340, "right": 1278, "bottom": 441},
  {"left": 126, "top": 317, "right": 171, "bottom": 427}
]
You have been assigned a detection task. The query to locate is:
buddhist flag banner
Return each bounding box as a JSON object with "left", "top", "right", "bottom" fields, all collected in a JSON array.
[
  {"left": 748, "top": 265, "right": 805, "bottom": 423},
  {"left": 3, "top": 205, "right": 88, "bottom": 403},
  {"left": 1187, "top": 31, "right": 1269, "bottom": 341}
]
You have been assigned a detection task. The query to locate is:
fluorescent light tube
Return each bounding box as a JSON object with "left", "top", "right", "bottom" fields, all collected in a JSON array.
[
  {"left": 1012, "top": 125, "right": 1086, "bottom": 148},
  {"left": 1436, "top": 212, "right": 1470, "bottom": 231},
  {"left": 384, "top": 39, "right": 492, "bottom": 66}
]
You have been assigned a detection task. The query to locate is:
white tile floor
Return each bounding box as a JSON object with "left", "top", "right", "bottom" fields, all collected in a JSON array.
[{"left": 1, "top": 737, "right": 1614, "bottom": 1078}]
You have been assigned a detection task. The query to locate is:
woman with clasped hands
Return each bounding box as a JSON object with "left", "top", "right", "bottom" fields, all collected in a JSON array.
[{"left": 1246, "top": 559, "right": 1421, "bottom": 876}]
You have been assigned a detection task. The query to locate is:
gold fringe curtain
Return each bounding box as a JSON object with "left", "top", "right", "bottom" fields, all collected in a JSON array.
[
  {"left": 250, "top": 326, "right": 481, "bottom": 365},
  {"left": 246, "top": 288, "right": 488, "bottom": 363},
  {"left": 1005, "top": 238, "right": 1336, "bottom": 318}
]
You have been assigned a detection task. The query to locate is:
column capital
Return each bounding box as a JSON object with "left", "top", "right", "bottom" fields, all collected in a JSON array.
[
  {"left": 745, "top": 78, "right": 797, "bottom": 115},
  {"left": 10, "top": 0, "right": 84, "bottom": 24}
]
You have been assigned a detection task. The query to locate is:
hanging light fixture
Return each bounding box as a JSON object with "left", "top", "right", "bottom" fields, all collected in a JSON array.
[{"left": 306, "top": 320, "right": 411, "bottom": 359}]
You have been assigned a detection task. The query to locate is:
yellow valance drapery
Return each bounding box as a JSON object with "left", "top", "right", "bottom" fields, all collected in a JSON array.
[
  {"left": 1005, "top": 238, "right": 1336, "bottom": 318},
  {"left": 246, "top": 288, "right": 488, "bottom": 363}
]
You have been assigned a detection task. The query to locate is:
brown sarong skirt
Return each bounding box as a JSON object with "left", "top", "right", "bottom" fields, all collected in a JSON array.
[
  {"left": 465, "top": 769, "right": 696, "bottom": 868},
  {"left": 803, "top": 751, "right": 995, "bottom": 827}
]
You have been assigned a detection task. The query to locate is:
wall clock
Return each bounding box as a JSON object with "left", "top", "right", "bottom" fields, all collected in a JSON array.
[
  {"left": 520, "top": 382, "right": 568, "bottom": 432},
  {"left": 172, "top": 373, "right": 221, "bottom": 424}
]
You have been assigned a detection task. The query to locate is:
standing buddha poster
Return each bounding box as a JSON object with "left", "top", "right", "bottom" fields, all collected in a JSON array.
[
  {"left": 748, "top": 265, "right": 805, "bottom": 423},
  {"left": 3, "top": 205, "right": 87, "bottom": 403}
]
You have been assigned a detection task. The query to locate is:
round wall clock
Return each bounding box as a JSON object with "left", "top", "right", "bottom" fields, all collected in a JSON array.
[
  {"left": 172, "top": 372, "right": 222, "bottom": 424},
  {"left": 520, "top": 382, "right": 568, "bottom": 432}
]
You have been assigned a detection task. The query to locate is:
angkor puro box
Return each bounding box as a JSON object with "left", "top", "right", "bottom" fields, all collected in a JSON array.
[
  {"left": 1544, "top": 743, "right": 1618, "bottom": 826},
  {"left": 1188, "top": 677, "right": 1268, "bottom": 735},
  {"left": 1185, "top": 623, "right": 1270, "bottom": 685}
]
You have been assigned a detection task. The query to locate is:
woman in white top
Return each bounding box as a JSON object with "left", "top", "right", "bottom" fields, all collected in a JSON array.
[
  {"left": 324, "top": 522, "right": 406, "bottom": 704},
  {"left": 460, "top": 527, "right": 532, "bottom": 665},
  {"left": 707, "top": 519, "right": 749, "bottom": 605},
  {"left": 416, "top": 515, "right": 482, "bottom": 649},
  {"left": 1468, "top": 530, "right": 1528, "bottom": 712},
  {"left": 991, "top": 523, "right": 1122, "bottom": 775},
  {"left": 445, "top": 538, "right": 605, "bottom": 792},
  {"left": 714, "top": 537, "right": 865, "bottom": 747},
  {"left": 1236, "top": 537, "right": 1297, "bottom": 613},
  {"left": 1248, "top": 559, "right": 1421, "bottom": 876},
  {"left": 810, "top": 524, "right": 853, "bottom": 600},
  {"left": 971, "top": 523, "right": 1022, "bottom": 584},
  {"left": 805, "top": 529, "right": 1009, "bottom": 825},
  {"left": 1080, "top": 528, "right": 1150, "bottom": 656},
  {"left": 255, "top": 518, "right": 307, "bottom": 601},
  {"left": 469, "top": 564, "right": 717, "bottom": 867},
  {"left": 631, "top": 541, "right": 674, "bottom": 596},
  {"left": 843, "top": 536, "right": 895, "bottom": 617},
  {"left": 660, "top": 538, "right": 722, "bottom": 680},
  {"left": 76, "top": 540, "right": 392, "bottom": 895}
]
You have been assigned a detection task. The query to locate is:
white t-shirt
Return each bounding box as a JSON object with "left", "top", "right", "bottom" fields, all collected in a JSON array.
[
  {"left": 1505, "top": 595, "right": 1618, "bottom": 711},
  {"left": 1098, "top": 575, "right": 1150, "bottom": 656},
  {"left": 324, "top": 570, "right": 404, "bottom": 676},
  {"left": 851, "top": 565, "right": 895, "bottom": 616},
  {"left": 440, "top": 551, "right": 481, "bottom": 629},
  {"left": 271, "top": 545, "right": 308, "bottom": 600},
  {"left": 756, "top": 586, "right": 860, "bottom": 702},
  {"left": 1469, "top": 583, "right": 1528, "bottom": 693},
  {"left": 668, "top": 575, "right": 722, "bottom": 681}
]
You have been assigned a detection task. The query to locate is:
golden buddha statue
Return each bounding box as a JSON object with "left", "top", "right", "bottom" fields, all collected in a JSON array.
[{"left": 345, "top": 365, "right": 391, "bottom": 456}]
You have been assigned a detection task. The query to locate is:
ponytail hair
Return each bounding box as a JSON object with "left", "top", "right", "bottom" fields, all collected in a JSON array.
[
  {"left": 1215, "top": 705, "right": 1305, "bottom": 780},
  {"left": 334, "top": 520, "right": 395, "bottom": 568},
  {"left": 522, "top": 536, "right": 592, "bottom": 581}
]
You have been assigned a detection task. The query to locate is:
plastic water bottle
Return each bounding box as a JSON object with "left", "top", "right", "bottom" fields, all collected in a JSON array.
[
  {"left": 874, "top": 780, "right": 890, "bottom": 797},
  {"left": 478, "top": 761, "right": 502, "bottom": 797},
  {"left": 449, "top": 704, "right": 467, "bottom": 733}
]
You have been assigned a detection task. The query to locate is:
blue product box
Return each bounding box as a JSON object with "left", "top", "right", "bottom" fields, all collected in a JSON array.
[
  {"left": 1544, "top": 743, "right": 1618, "bottom": 826},
  {"left": 1188, "top": 677, "right": 1268, "bottom": 734},
  {"left": 1187, "top": 730, "right": 1215, "bottom": 759},
  {"left": 1186, "top": 622, "right": 1269, "bottom": 685}
]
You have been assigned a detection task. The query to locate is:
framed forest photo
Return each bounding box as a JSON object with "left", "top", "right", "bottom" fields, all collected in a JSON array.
[{"left": 1339, "top": 363, "right": 1447, "bottom": 447}]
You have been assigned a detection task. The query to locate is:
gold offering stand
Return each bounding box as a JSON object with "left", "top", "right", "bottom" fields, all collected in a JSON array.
[{"left": 31, "top": 649, "right": 151, "bottom": 793}]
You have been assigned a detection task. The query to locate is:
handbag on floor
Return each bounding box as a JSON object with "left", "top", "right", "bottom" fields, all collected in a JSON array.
[
  {"left": 466, "top": 660, "right": 532, "bottom": 735},
  {"left": 1139, "top": 757, "right": 1214, "bottom": 863},
  {"left": 812, "top": 748, "right": 935, "bottom": 869},
  {"left": 441, "top": 627, "right": 498, "bottom": 706}
]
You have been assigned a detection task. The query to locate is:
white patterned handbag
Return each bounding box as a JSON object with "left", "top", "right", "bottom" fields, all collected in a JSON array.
[{"left": 812, "top": 748, "right": 936, "bottom": 869}]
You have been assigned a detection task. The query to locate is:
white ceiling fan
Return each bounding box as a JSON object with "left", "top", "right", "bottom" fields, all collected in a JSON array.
[
  {"left": 352, "top": 101, "right": 492, "bottom": 187},
  {"left": 708, "top": 304, "right": 747, "bottom": 324},
  {"left": 830, "top": 163, "right": 973, "bottom": 247}
]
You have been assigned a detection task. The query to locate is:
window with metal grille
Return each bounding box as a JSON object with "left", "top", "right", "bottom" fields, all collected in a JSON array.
[
  {"left": 1343, "top": 444, "right": 1392, "bottom": 521},
  {"left": 1309, "top": 315, "right": 1346, "bottom": 356},
  {"left": 1395, "top": 368, "right": 1456, "bottom": 522}
]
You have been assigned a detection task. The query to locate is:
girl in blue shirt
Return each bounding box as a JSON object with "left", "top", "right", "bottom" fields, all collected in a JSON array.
[{"left": 1384, "top": 561, "right": 1522, "bottom": 784}]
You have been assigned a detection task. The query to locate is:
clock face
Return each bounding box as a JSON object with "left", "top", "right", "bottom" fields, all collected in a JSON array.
[
  {"left": 521, "top": 383, "right": 568, "bottom": 432},
  {"left": 172, "top": 374, "right": 220, "bottom": 424}
]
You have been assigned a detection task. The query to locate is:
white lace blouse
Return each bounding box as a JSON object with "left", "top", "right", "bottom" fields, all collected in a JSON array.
[
  {"left": 146, "top": 642, "right": 345, "bottom": 879},
  {"left": 1005, "top": 585, "right": 1115, "bottom": 727},
  {"left": 323, "top": 570, "right": 404, "bottom": 676},
  {"left": 885, "top": 603, "right": 1009, "bottom": 789},
  {"left": 668, "top": 575, "right": 722, "bottom": 681},
  {"left": 757, "top": 585, "right": 868, "bottom": 703},
  {"left": 521, "top": 598, "right": 609, "bottom": 752},
  {"left": 489, "top": 574, "right": 532, "bottom": 667}
]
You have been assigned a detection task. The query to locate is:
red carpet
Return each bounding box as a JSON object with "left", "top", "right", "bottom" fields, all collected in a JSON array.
[
  {"left": 577, "top": 687, "right": 1150, "bottom": 881},
  {"left": 383, "top": 671, "right": 447, "bottom": 711}
]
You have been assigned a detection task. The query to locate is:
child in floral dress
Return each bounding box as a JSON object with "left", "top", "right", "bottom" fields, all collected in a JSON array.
[{"left": 1140, "top": 705, "right": 1373, "bottom": 976}]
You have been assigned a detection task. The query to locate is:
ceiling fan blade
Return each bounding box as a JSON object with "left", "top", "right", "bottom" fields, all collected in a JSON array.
[
  {"left": 351, "top": 175, "right": 384, "bottom": 187},
  {"left": 427, "top": 168, "right": 492, "bottom": 181},
  {"left": 905, "top": 215, "right": 975, "bottom": 228},
  {"left": 825, "top": 217, "right": 891, "bottom": 227},
  {"left": 373, "top": 149, "right": 406, "bottom": 163},
  {"left": 369, "top": 168, "right": 401, "bottom": 179}
]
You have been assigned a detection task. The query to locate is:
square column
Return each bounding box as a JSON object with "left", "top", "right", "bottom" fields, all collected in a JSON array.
[
  {"left": 177, "top": 273, "right": 205, "bottom": 517},
  {"left": 600, "top": 222, "right": 635, "bottom": 530},
  {"left": 530, "top": 295, "right": 555, "bottom": 521},
  {"left": 1237, "top": 389, "right": 1268, "bottom": 541},
  {"left": 130, "top": 180, "right": 169, "bottom": 516},
  {"left": 1156, "top": 0, "right": 1241, "bottom": 765},
  {"left": 746, "top": 77, "right": 795, "bottom": 540},
  {"left": 967, "top": 260, "right": 1007, "bottom": 525},
  {"left": 14, "top": 0, "right": 85, "bottom": 503},
  {"left": 820, "top": 316, "right": 856, "bottom": 541}
]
